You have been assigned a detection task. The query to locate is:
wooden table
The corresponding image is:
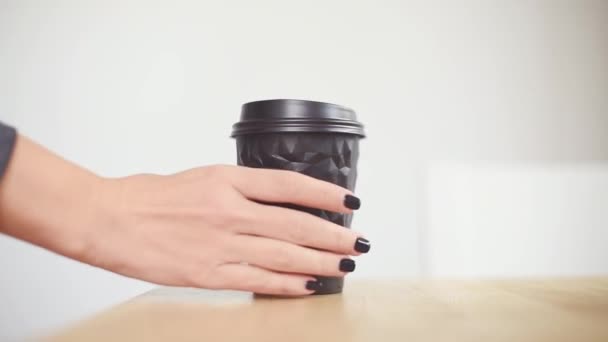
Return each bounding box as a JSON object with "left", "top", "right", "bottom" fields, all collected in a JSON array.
[{"left": 46, "top": 277, "right": 608, "bottom": 342}]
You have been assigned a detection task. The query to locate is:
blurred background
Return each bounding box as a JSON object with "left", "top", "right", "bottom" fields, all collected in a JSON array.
[{"left": 1, "top": 0, "right": 607, "bottom": 339}]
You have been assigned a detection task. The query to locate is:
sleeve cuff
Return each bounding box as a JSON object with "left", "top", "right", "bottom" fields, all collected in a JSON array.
[{"left": 0, "top": 122, "right": 17, "bottom": 181}]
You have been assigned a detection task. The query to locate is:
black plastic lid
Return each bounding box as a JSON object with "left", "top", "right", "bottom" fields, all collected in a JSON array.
[{"left": 231, "top": 99, "right": 365, "bottom": 137}]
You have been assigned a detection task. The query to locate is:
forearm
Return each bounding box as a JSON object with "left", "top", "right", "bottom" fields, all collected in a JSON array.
[{"left": 0, "top": 134, "right": 104, "bottom": 259}]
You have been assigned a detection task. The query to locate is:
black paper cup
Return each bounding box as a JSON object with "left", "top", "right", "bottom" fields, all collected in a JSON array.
[{"left": 231, "top": 99, "right": 365, "bottom": 295}]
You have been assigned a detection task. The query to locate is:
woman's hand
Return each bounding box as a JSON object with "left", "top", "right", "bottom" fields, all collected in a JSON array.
[
  {"left": 86, "top": 165, "right": 367, "bottom": 295},
  {"left": 0, "top": 136, "right": 369, "bottom": 295},
  {"left": 0, "top": 135, "right": 368, "bottom": 296}
]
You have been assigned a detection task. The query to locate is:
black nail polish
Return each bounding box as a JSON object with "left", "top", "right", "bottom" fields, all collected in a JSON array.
[
  {"left": 305, "top": 279, "right": 324, "bottom": 291},
  {"left": 354, "top": 237, "right": 371, "bottom": 253},
  {"left": 339, "top": 258, "right": 356, "bottom": 272},
  {"left": 344, "top": 195, "right": 361, "bottom": 210}
]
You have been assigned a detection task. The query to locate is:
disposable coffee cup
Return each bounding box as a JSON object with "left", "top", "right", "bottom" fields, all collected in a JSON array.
[{"left": 231, "top": 99, "right": 365, "bottom": 295}]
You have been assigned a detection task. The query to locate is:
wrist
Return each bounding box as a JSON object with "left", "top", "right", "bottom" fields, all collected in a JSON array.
[
  {"left": 74, "top": 174, "right": 153, "bottom": 266},
  {"left": 60, "top": 174, "right": 112, "bottom": 261},
  {"left": 71, "top": 174, "right": 138, "bottom": 267}
]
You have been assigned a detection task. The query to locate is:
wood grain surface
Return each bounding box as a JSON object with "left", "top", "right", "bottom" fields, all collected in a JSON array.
[{"left": 45, "top": 277, "right": 608, "bottom": 342}]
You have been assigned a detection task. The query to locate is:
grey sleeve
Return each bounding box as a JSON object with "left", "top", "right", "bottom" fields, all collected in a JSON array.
[{"left": 0, "top": 122, "right": 17, "bottom": 181}]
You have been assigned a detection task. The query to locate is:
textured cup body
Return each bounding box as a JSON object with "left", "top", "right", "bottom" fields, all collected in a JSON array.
[{"left": 236, "top": 132, "right": 360, "bottom": 294}]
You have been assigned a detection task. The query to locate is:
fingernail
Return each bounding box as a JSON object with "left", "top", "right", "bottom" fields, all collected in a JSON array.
[
  {"left": 339, "top": 258, "right": 356, "bottom": 272},
  {"left": 305, "top": 279, "right": 324, "bottom": 292},
  {"left": 344, "top": 195, "right": 361, "bottom": 210},
  {"left": 354, "top": 237, "right": 371, "bottom": 253}
]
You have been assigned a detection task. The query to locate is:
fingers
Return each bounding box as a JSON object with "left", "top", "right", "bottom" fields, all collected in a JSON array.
[
  {"left": 239, "top": 202, "right": 369, "bottom": 256},
  {"left": 227, "top": 234, "right": 355, "bottom": 277},
  {"left": 229, "top": 167, "right": 360, "bottom": 214},
  {"left": 212, "top": 263, "right": 317, "bottom": 296}
]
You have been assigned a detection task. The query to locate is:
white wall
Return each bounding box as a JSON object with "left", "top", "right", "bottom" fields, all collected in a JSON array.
[
  {"left": 427, "top": 162, "right": 608, "bottom": 277},
  {"left": 1, "top": 0, "right": 607, "bottom": 340}
]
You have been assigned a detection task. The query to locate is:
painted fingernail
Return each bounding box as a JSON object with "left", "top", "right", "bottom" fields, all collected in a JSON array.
[
  {"left": 339, "top": 258, "right": 356, "bottom": 272},
  {"left": 305, "top": 279, "right": 324, "bottom": 292},
  {"left": 344, "top": 194, "right": 361, "bottom": 210},
  {"left": 354, "top": 237, "right": 371, "bottom": 253}
]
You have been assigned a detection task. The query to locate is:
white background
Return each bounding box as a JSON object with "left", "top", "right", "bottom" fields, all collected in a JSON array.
[{"left": 1, "top": 0, "right": 608, "bottom": 340}]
